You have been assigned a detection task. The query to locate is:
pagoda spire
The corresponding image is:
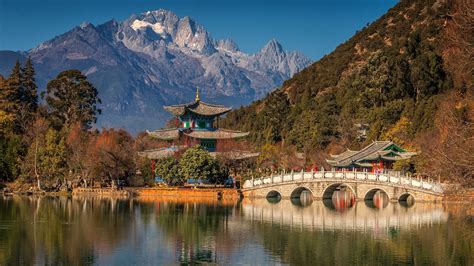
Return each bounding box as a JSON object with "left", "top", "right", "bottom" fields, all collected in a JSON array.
[{"left": 195, "top": 87, "right": 200, "bottom": 102}]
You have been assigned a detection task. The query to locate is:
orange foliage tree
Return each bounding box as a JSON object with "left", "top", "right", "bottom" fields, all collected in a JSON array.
[{"left": 84, "top": 129, "right": 135, "bottom": 186}]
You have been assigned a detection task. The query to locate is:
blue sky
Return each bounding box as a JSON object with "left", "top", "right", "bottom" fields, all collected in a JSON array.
[{"left": 0, "top": 0, "right": 398, "bottom": 59}]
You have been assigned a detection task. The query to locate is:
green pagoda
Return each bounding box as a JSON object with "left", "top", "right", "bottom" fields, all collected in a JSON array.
[{"left": 139, "top": 89, "right": 255, "bottom": 159}]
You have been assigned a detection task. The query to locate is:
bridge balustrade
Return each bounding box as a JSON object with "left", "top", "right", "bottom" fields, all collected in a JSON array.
[{"left": 244, "top": 170, "right": 443, "bottom": 194}]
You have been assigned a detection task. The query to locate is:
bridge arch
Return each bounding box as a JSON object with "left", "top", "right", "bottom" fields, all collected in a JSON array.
[
  {"left": 364, "top": 188, "right": 390, "bottom": 209},
  {"left": 290, "top": 186, "right": 313, "bottom": 199},
  {"left": 266, "top": 190, "right": 282, "bottom": 199},
  {"left": 322, "top": 183, "right": 356, "bottom": 199},
  {"left": 398, "top": 192, "right": 415, "bottom": 207},
  {"left": 364, "top": 188, "right": 390, "bottom": 201}
]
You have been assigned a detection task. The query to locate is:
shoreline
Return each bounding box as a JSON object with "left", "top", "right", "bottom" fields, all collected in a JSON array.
[{"left": 2, "top": 185, "right": 473, "bottom": 203}]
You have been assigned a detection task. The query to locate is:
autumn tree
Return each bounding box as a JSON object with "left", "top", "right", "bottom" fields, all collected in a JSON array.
[
  {"left": 65, "top": 123, "right": 92, "bottom": 183},
  {"left": 416, "top": 91, "right": 473, "bottom": 186},
  {"left": 45, "top": 70, "right": 101, "bottom": 130},
  {"left": 87, "top": 129, "right": 135, "bottom": 185},
  {"left": 0, "top": 61, "right": 22, "bottom": 125},
  {"left": 444, "top": 0, "right": 474, "bottom": 92},
  {"left": 257, "top": 144, "right": 281, "bottom": 171},
  {"left": 0, "top": 75, "right": 15, "bottom": 131}
]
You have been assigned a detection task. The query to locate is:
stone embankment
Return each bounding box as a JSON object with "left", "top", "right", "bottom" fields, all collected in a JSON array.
[
  {"left": 72, "top": 188, "right": 133, "bottom": 197},
  {"left": 131, "top": 187, "right": 242, "bottom": 199},
  {"left": 70, "top": 187, "right": 242, "bottom": 199}
]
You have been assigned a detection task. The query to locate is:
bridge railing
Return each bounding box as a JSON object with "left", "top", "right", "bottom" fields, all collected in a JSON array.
[{"left": 242, "top": 170, "right": 444, "bottom": 194}]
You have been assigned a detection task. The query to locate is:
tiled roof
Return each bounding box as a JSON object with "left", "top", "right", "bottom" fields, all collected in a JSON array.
[
  {"left": 164, "top": 100, "right": 232, "bottom": 117},
  {"left": 184, "top": 128, "right": 249, "bottom": 139},
  {"left": 210, "top": 150, "right": 260, "bottom": 160},
  {"left": 146, "top": 128, "right": 180, "bottom": 140},
  {"left": 137, "top": 148, "right": 177, "bottom": 159},
  {"left": 326, "top": 141, "right": 416, "bottom": 167}
]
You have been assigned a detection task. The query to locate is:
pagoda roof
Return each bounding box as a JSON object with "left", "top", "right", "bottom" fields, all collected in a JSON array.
[
  {"left": 138, "top": 148, "right": 258, "bottom": 161},
  {"left": 137, "top": 147, "right": 179, "bottom": 160},
  {"left": 146, "top": 128, "right": 180, "bottom": 140},
  {"left": 326, "top": 141, "right": 417, "bottom": 167},
  {"left": 163, "top": 100, "right": 232, "bottom": 117},
  {"left": 184, "top": 128, "right": 249, "bottom": 139},
  {"left": 210, "top": 150, "right": 260, "bottom": 160}
]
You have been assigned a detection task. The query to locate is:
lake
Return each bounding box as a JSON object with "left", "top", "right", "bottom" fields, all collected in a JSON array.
[{"left": 0, "top": 196, "right": 472, "bottom": 265}]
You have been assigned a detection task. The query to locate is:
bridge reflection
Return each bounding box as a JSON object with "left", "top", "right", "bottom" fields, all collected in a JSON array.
[{"left": 241, "top": 199, "right": 448, "bottom": 233}]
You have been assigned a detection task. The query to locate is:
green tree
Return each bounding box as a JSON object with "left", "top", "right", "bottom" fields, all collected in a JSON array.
[
  {"left": 155, "top": 157, "right": 179, "bottom": 184},
  {"left": 178, "top": 145, "right": 227, "bottom": 183},
  {"left": 45, "top": 70, "right": 101, "bottom": 130},
  {"left": 37, "top": 129, "right": 67, "bottom": 183},
  {"left": 0, "top": 134, "right": 22, "bottom": 181}
]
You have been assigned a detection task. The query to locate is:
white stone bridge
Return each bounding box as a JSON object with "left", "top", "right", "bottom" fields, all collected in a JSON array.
[{"left": 241, "top": 170, "right": 445, "bottom": 202}]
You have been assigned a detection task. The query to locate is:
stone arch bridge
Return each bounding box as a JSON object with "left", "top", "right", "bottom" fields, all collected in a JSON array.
[{"left": 241, "top": 170, "right": 444, "bottom": 202}]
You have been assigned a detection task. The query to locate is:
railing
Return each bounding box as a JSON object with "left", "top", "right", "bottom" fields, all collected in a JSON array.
[{"left": 242, "top": 169, "right": 444, "bottom": 194}]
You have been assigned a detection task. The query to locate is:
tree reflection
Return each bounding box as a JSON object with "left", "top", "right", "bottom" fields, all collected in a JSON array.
[
  {"left": 0, "top": 196, "right": 471, "bottom": 265},
  {"left": 139, "top": 198, "right": 240, "bottom": 264},
  {"left": 0, "top": 196, "right": 134, "bottom": 265}
]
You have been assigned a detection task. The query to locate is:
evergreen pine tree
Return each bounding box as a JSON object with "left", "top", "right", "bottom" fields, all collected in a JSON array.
[
  {"left": 1, "top": 60, "right": 22, "bottom": 116},
  {"left": 21, "top": 57, "right": 38, "bottom": 114},
  {"left": 18, "top": 57, "right": 39, "bottom": 130}
]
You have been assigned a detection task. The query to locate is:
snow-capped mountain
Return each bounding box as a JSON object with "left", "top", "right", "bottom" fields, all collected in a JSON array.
[{"left": 0, "top": 9, "right": 312, "bottom": 133}]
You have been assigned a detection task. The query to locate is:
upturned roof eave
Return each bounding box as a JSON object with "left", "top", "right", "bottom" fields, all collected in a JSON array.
[
  {"left": 163, "top": 100, "right": 232, "bottom": 117},
  {"left": 147, "top": 128, "right": 180, "bottom": 140},
  {"left": 183, "top": 129, "right": 250, "bottom": 140}
]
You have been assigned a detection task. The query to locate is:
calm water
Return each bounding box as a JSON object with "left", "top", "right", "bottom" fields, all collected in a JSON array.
[{"left": 0, "top": 195, "right": 472, "bottom": 265}]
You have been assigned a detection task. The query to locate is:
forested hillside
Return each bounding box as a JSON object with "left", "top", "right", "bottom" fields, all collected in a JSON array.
[{"left": 222, "top": 0, "right": 473, "bottom": 185}]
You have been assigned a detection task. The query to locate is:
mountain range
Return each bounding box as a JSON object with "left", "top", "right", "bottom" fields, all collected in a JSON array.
[{"left": 0, "top": 9, "right": 311, "bottom": 133}]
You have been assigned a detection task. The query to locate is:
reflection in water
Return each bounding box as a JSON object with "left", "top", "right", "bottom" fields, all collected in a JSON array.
[
  {"left": 0, "top": 196, "right": 472, "bottom": 265},
  {"left": 267, "top": 196, "right": 281, "bottom": 204},
  {"left": 322, "top": 190, "right": 356, "bottom": 211},
  {"left": 0, "top": 196, "right": 135, "bottom": 265},
  {"left": 290, "top": 196, "right": 312, "bottom": 207},
  {"left": 266, "top": 190, "right": 281, "bottom": 204},
  {"left": 243, "top": 198, "right": 449, "bottom": 233},
  {"left": 149, "top": 199, "right": 239, "bottom": 264},
  {"left": 244, "top": 199, "right": 472, "bottom": 265},
  {"left": 365, "top": 190, "right": 389, "bottom": 209},
  {"left": 399, "top": 193, "right": 416, "bottom": 207}
]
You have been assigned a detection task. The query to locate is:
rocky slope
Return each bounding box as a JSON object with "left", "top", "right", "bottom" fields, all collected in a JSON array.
[{"left": 222, "top": 0, "right": 455, "bottom": 152}]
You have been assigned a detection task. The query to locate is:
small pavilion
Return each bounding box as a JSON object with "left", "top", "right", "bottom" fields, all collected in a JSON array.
[
  {"left": 326, "top": 141, "right": 416, "bottom": 172},
  {"left": 138, "top": 89, "right": 257, "bottom": 160}
]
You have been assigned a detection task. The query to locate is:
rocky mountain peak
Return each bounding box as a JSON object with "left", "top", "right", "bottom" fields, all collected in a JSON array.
[
  {"left": 259, "top": 39, "right": 285, "bottom": 57},
  {"left": 216, "top": 38, "right": 239, "bottom": 52}
]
